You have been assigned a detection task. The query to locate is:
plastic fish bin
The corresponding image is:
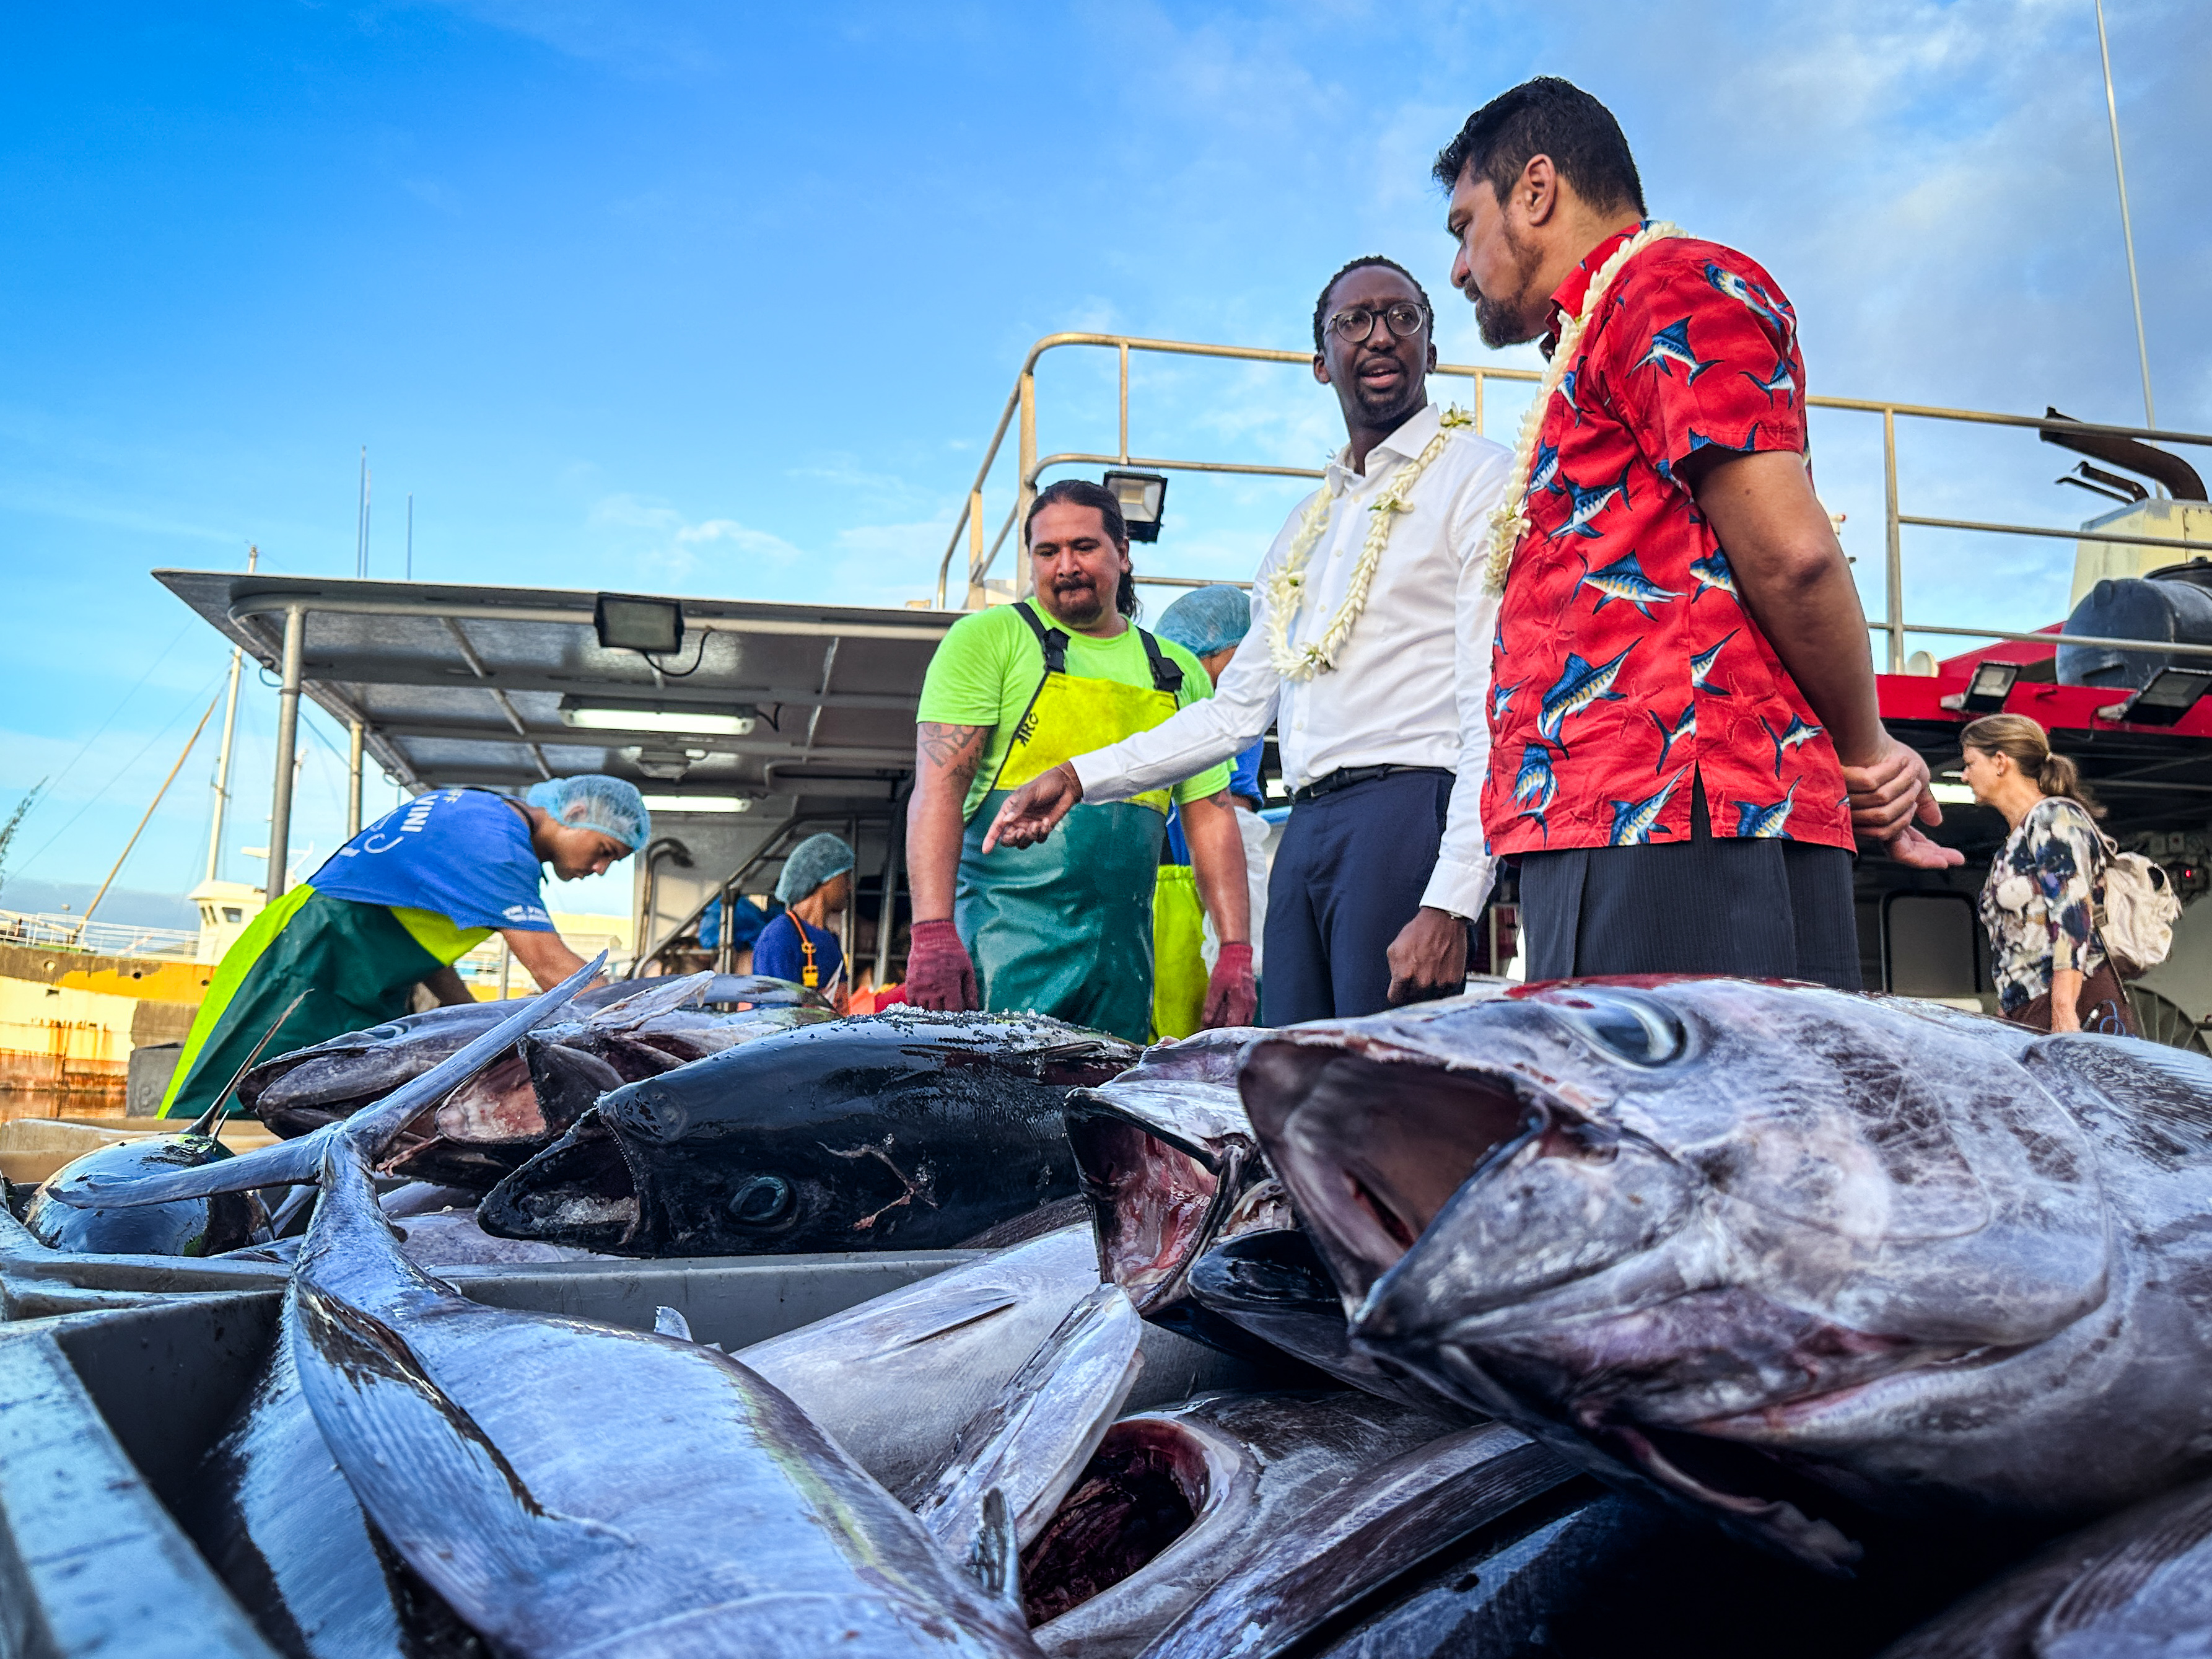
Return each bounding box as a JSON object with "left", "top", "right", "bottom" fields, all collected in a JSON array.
[
  {"left": 0, "top": 1201, "right": 976, "bottom": 1325},
  {"left": 0, "top": 1253, "right": 1269, "bottom": 1658}
]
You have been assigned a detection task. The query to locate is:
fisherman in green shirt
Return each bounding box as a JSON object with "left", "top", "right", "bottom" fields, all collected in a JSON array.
[{"left": 902, "top": 479, "right": 1256, "bottom": 1041}]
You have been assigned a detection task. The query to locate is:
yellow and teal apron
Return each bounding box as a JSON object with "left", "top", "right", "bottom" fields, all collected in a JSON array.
[
  {"left": 160, "top": 890, "right": 489, "bottom": 1119},
  {"left": 1150, "top": 861, "right": 1208, "bottom": 1041},
  {"left": 956, "top": 602, "right": 1185, "bottom": 1043}
]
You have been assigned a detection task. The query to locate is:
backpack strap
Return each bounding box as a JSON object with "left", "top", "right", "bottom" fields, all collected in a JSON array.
[
  {"left": 1135, "top": 626, "right": 1186, "bottom": 694},
  {"left": 1012, "top": 601, "right": 1069, "bottom": 675}
]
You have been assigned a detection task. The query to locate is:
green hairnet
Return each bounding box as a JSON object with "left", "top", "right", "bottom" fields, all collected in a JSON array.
[
  {"left": 525, "top": 776, "right": 651, "bottom": 851},
  {"left": 1155, "top": 585, "right": 1252, "bottom": 659},
  {"left": 776, "top": 833, "right": 855, "bottom": 905}
]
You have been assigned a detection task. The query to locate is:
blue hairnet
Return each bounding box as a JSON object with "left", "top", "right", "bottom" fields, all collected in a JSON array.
[
  {"left": 776, "top": 833, "right": 855, "bottom": 906},
  {"left": 1155, "top": 585, "right": 1252, "bottom": 660},
  {"left": 525, "top": 775, "right": 651, "bottom": 852}
]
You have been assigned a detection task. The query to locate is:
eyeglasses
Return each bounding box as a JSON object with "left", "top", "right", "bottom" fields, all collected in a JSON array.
[{"left": 1326, "top": 301, "right": 1430, "bottom": 343}]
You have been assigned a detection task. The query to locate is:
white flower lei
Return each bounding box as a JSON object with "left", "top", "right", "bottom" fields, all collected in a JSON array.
[
  {"left": 1482, "top": 221, "right": 1687, "bottom": 594},
  {"left": 1263, "top": 405, "right": 1475, "bottom": 681}
]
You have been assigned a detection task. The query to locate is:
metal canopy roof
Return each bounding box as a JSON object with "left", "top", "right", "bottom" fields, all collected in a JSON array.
[{"left": 155, "top": 571, "right": 949, "bottom": 803}]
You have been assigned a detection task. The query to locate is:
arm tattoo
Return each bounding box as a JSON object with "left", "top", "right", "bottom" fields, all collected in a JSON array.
[{"left": 916, "top": 722, "right": 989, "bottom": 782}]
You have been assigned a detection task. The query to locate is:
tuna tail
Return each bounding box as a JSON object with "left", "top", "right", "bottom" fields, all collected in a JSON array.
[
  {"left": 580, "top": 971, "right": 713, "bottom": 1031},
  {"left": 46, "top": 955, "right": 608, "bottom": 1212}
]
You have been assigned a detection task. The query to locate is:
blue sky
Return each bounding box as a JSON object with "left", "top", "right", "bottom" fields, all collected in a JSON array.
[{"left": 4, "top": 0, "right": 2206, "bottom": 916}]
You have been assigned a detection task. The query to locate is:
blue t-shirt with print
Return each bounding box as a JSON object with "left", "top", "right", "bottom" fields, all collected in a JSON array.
[
  {"left": 308, "top": 789, "right": 553, "bottom": 932},
  {"left": 753, "top": 912, "right": 842, "bottom": 989}
]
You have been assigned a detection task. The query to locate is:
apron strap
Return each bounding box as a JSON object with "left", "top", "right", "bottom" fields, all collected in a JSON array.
[
  {"left": 1135, "top": 626, "right": 1185, "bottom": 694},
  {"left": 1013, "top": 600, "right": 1069, "bottom": 675}
]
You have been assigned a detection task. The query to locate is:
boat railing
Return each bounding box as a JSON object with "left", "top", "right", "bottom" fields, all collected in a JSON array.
[
  {"left": 0, "top": 910, "right": 201, "bottom": 960},
  {"left": 933, "top": 331, "right": 2212, "bottom": 670}
]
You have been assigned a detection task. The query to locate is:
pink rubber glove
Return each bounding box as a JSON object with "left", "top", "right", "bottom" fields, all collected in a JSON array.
[
  {"left": 1202, "top": 942, "right": 1258, "bottom": 1029},
  {"left": 901, "top": 919, "right": 979, "bottom": 1012}
]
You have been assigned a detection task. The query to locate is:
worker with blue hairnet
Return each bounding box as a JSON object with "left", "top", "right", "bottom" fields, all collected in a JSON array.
[
  {"left": 754, "top": 833, "right": 856, "bottom": 996},
  {"left": 1151, "top": 587, "right": 1269, "bottom": 1036},
  {"left": 161, "top": 776, "right": 648, "bottom": 1120}
]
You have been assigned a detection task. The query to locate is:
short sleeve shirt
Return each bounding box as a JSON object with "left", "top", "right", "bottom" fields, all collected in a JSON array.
[
  {"left": 1484, "top": 227, "right": 1852, "bottom": 856},
  {"left": 308, "top": 789, "right": 553, "bottom": 932},
  {"left": 1980, "top": 797, "right": 2107, "bottom": 1013},
  {"left": 753, "top": 912, "right": 844, "bottom": 989},
  {"left": 917, "top": 605, "right": 1232, "bottom": 821}
]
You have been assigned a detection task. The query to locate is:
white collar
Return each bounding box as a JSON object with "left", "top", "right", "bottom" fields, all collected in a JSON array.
[{"left": 1326, "top": 401, "right": 1441, "bottom": 494}]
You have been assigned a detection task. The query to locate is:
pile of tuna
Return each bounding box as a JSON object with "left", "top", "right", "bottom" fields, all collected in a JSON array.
[{"left": 28, "top": 965, "right": 2212, "bottom": 1657}]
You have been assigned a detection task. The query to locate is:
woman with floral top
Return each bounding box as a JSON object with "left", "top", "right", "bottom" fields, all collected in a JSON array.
[{"left": 1963, "top": 714, "right": 2135, "bottom": 1035}]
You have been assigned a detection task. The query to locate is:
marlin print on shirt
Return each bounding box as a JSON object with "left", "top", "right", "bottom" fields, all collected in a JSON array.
[
  {"left": 1546, "top": 464, "right": 1634, "bottom": 542},
  {"left": 1608, "top": 768, "right": 1689, "bottom": 846},
  {"left": 1537, "top": 644, "right": 1635, "bottom": 751},
  {"left": 1733, "top": 779, "right": 1800, "bottom": 839},
  {"left": 1633, "top": 318, "right": 1721, "bottom": 383},
  {"left": 1577, "top": 551, "right": 1682, "bottom": 618},
  {"left": 1525, "top": 439, "right": 1562, "bottom": 503},
  {"left": 1650, "top": 703, "right": 1695, "bottom": 774},
  {"left": 1689, "top": 550, "right": 1737, "bottom": 604},
  {"left": 1689, "top": 630, "right": 1739, "bottom": 698},
  {"left": 1705, "top": 262, "right": 1795, "bottom": 340},
  {"left": 1761, "top": 713, "right": 1825, "bottom": 778},
  {"left": 1510, "top": 744, "right": 1558, "bottom": 841},
  {"left": 1559, "top": 369, "right": 1581, "bottom": 424},
  {"left": 1741, "top": 357, "right": 1796, "bottom": 406},
  {"left": 1491, "top": 678, "right": 1523, "bottom": 723}
]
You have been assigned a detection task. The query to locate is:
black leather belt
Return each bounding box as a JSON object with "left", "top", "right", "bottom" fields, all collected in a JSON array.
[{"left": 1288, "top": 764, "right": 1451, "bottom": 806}]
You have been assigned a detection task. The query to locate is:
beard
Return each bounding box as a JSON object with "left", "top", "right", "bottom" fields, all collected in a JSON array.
[
  {"left": 1050, "top": 577, "right": 1106, "bottom": 626},
  {"left": 1474, "top": 219, "right": 1549, "bottom": 349}
]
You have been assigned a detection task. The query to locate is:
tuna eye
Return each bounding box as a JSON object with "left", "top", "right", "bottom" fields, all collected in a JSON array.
[
  {"left": 728, "top": 1175, "right": 793, "bottom": 1226},
  {"left": 1552, "top": 992, "right": 1685, "bottom": 1067}
]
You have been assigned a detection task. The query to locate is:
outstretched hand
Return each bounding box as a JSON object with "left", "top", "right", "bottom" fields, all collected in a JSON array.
[
  {"left": 1844, "top": 733, "right": 1963, "bottom": 869},
  {"left": 982, "top": 763, "right": 1084, "bottom": 852}
]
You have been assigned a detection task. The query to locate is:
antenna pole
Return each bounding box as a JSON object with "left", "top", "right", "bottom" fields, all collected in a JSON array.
[
  {"left": 2095, "top": 0, "right": 2154, "bottom": 431},
  {"left": 87, "top": 688, "right": 222, "bottom": 926}
]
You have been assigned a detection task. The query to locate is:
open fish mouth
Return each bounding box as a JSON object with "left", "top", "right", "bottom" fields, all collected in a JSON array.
[
  {"left": 1019, "top": 1416, "right": 1212, "bottom": 1626},
  {"left": 1240, "top": 1041, "right": 1555, "bottom": 1309},
  {"left": 1063, "top": 1095, "right": 1256, "bottom": 1315},
  {"left": 476, "top": 1109, "right": 642, "bottom": 1251}
]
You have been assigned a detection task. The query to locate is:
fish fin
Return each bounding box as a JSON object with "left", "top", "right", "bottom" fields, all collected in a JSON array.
[
  {"left": 189, "top": 989, "right": 312, "bottom": 1139},
  {"left": 653, "top": 1306, "right": 694, "bottom": 1342},
  {"left": 47, "top": 954, "right": 607, "bottom": 1212},
  {"left": 914, "top": 1284, "right": 1143, "bottom": 1550},
  {"left": 966, "top": 1487, "right": 1023, "bottom": 1611},
  {"left": 584, "top": 971, "right": 713, "bottom": 1030}
]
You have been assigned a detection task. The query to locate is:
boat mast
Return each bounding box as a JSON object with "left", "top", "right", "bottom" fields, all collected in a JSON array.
[
  {"left": 204, "top": 544, "right": 257, "bottom": 885},
  {"left": 2094, "top": 0, "right": 2154, "bottom": 431}
]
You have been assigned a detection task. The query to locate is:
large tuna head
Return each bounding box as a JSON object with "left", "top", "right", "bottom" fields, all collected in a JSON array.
[
  {"left": 480, "top": 1010, "right": 1137, "bottom": 1257},
  {"left": 1244, "top": 979, "right": 2112, "bottom": 1573}
]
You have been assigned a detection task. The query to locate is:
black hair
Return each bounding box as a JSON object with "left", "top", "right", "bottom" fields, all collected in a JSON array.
[
  {"left": 1024, "top": 478, "right": 1137, "bottom": 617},
  {"left": 1311, "top": 255, "right": 1434, "bottom": 352},
  {"left": 1432, "top": 77, "right": 1646, "bottom": 219}
]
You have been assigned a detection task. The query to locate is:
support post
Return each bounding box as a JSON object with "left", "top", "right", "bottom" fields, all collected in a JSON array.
[
  {"left": 1013, "top": 370, "right": 1038, "bottom": 600},
  {"left": 968, "top": 489, "right": 984, "bottom": 590},
  {"left": 266, "top": 606, "right": 305, "bottom": 904},
  {"left": 1882, "top": 408, "right": 1904, "bottom": 673},
  {"left": 346, "top": 720, "right": 364, "bottom": 838},
  {"left": 872, "top": 799, "right": 903, "bottom": 994},
  {"left": 1118, "top": 341, "right": 1130, "bottom": 462}
]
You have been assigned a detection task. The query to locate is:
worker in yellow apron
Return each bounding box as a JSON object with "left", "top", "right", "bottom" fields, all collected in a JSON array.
[{"left": 904, "top": 479, "right": 1254, "bottom": 1043}]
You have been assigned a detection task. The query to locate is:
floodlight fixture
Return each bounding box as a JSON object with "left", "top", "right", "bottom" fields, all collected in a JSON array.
[
  {"left": 2104, "top": 667, "right": 2212, "bottom": 727},
  {"left": 559, "top": 696, "right": 756, "bottom": 737},
  {"left": 594, "top": 593, "right": 685, "bottom": 655},
  {"left": 640, "top": 795, "right": 754, "bottom": 814},
  {"left": 1960, "top": 661, "right": 2019, "bottom": 713},
  {"left": 1103, "top": 470, "right": 1169, "bottom": 543}
]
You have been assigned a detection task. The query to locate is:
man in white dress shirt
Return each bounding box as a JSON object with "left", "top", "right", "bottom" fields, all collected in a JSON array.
[{"left": 984, "top": 256, "right": 1512, "bottom": 1023}]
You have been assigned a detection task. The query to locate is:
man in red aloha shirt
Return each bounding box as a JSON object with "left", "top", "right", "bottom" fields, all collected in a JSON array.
[{"left": 1436, "top": 78, "right": 1959, "bottom": 989}]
